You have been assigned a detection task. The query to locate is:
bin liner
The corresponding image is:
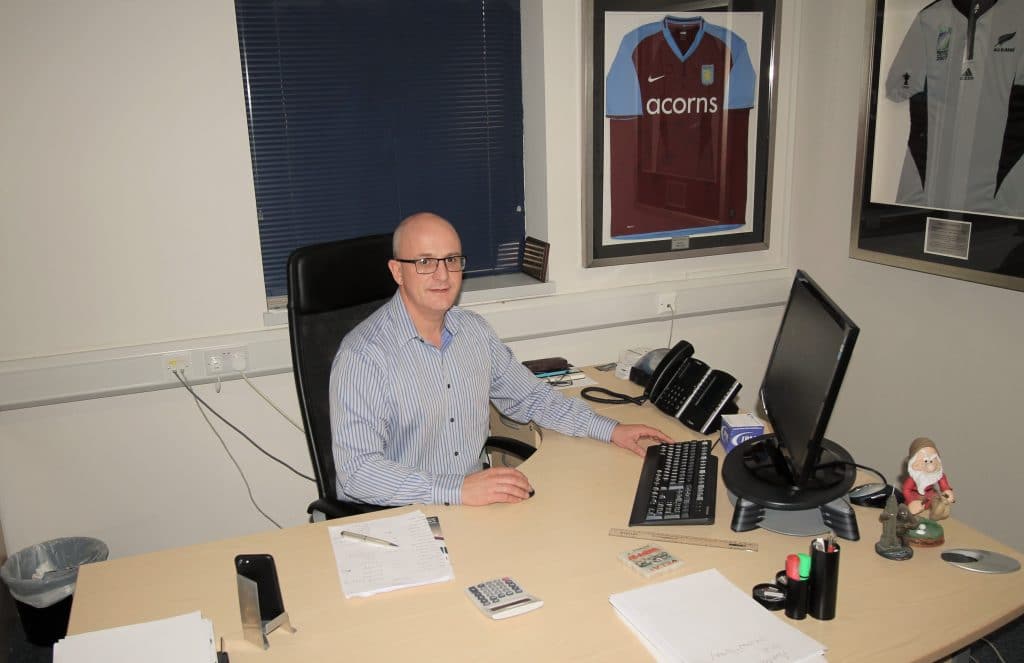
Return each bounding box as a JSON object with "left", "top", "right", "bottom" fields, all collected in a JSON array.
[{"left": 0, "top": 537, "right": 108, "bottom": 609}]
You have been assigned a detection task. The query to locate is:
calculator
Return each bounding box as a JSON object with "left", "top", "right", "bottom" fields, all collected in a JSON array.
[{"left": 464, "top": 577, "right": 543, "bottom": 619}]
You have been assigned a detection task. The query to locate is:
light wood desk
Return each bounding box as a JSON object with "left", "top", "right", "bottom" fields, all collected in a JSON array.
[{"left": 68, "top": 371, "right": 1024, "bottom": 662}]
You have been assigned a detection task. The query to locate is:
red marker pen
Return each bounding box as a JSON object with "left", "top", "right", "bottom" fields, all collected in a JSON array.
[
  {"left": 785, "top": 554, "right": 800, "bottom": 580},
  {"left": 784, "top": 553, "right": 809, "bottom": 619}
]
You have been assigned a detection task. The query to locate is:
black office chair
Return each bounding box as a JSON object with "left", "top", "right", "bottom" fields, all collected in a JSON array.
[{"left": 287, "top": 234, "right": 536, "bottom": 521}]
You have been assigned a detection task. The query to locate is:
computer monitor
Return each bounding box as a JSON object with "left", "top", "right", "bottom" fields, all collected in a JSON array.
[
  {"left": 721, "top": 270, "right": 862, "bottom": 539},
  {"left": 759, "top": 270, "right": 859, "bottom": 487}
]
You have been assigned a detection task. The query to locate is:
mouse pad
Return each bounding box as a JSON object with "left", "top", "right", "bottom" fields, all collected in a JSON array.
[{"left": 941, "top": 549, "right": 1021, "bottom": 574}]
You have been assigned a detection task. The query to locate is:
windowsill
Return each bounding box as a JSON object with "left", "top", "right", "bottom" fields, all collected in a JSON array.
[
  {"left": 459, "top": 272, "right": 556, "bottom": 305},
  {"left": 261, "top": 272, "right": 556, "bottom": 327}
]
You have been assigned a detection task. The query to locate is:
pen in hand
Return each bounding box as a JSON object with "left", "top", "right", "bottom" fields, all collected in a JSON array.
[{"left": 339, "top": 530, "right": 399, "bottom": 548}]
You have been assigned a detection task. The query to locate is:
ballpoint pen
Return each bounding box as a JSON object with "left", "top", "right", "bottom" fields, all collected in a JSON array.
[{"left": 339, "top": 530, "right": 399, "bottom": 548}]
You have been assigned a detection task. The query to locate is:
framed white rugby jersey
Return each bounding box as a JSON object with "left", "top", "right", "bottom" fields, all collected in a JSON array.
[
  {"left": 884, "top": 0, "right": 1024, "bottom": 217},
  {"left": 853, "top": 0, "right": 1024, "bottom": 293}
]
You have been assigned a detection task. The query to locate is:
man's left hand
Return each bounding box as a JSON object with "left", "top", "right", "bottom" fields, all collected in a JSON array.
[{"left": 610, "top": 424, "right": 674, "bottom": 457}]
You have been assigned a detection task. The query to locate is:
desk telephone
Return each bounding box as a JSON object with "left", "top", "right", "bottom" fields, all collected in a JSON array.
[{"left": 643, "top": 341, "right": 741, "bottom": 434}]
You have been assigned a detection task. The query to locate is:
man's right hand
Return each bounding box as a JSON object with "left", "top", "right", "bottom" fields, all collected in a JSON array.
[{"left": 461, "top": 467, "right": 534, "bottom": 506}]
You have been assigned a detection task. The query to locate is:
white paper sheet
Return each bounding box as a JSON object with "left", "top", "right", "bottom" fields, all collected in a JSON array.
[
  {"left": 609, "top": 569, "right": 827, "bottom": 663},
  {"left": 330, "top": 509, "right": 454, "bottom": 598},
  {"left": 53, "top": 610, "right": 216, "bottom": 663}
]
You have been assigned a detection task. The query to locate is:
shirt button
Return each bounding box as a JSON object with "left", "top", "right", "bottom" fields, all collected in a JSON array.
[
  {"left": 447, "top": 384, "right": 451, "bottom": 389},
  {"left": 454, "top": 451, "right": 459, "bottom": 456},
  {"left": 444, "top": 501, "right": 450, "bottom": 506},
  {"left": 449, "top": 417, "right": 454, "bottom": 422}
]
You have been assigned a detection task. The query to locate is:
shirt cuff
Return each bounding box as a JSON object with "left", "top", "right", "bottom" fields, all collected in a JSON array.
[
  {"left": 433, "top": 474, "right": 464, "bottom": 506},
  {"left": 588, "top": 414, "right": 618, "bottom": 443}
]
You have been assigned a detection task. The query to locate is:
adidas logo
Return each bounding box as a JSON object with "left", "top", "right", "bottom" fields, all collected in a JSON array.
[{"left": 961, "top": 67, "right": 974, "bottom": 80}]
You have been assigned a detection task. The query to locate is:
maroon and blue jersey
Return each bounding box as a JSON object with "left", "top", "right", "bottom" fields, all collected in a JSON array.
[{"left": 606, "top": 16, "right": 756, "bottom": 238}]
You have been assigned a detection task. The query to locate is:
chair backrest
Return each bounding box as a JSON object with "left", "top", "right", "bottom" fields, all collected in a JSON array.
[{"left": 287, "top": 234, "right": 396, "bottom": 501}]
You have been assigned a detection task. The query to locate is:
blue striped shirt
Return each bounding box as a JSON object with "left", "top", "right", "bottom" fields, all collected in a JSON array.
[{"left": 329, "top": 292, "right": 618, "bottom": 506}]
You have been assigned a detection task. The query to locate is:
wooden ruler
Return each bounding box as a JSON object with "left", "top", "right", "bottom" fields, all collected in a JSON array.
[{"left": 609, "top": 527, "right": 759, "bottom": 552}]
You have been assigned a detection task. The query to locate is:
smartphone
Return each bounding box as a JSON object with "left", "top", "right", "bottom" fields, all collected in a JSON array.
[{"left": 235, "top": 554, "right": 285, "bottom": 620}]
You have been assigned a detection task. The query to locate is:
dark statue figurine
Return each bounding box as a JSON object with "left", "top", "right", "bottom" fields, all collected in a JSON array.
[{"left": 875, "top": 491, "right": 918, "bottom": 560}]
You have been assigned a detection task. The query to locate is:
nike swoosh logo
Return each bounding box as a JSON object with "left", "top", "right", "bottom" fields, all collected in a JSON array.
[{"left": 647, "top": 75, "right": 665, "bottom": 83}]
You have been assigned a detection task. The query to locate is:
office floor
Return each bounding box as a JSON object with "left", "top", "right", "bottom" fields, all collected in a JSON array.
[{"left": 2, "top": 607, "right": 1022, "bottom": 662}]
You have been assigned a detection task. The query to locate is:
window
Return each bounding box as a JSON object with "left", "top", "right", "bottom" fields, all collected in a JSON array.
[{"left": 234, "top": 0, "right": 526, "bottom": 302}]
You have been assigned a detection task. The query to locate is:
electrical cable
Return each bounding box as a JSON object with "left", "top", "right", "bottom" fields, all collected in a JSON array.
[
  {"left": 979, "top": 637, "right": 1007, "bottom": 663},
  {"left": 665, "top": 303, "right": 675, "bottom": 347},
  {"left": 240, "top": 370, "right": 305, "bottom": 432},
  {"left": 187, "top": 386, "right": 282, "bottom": 529},
  {"left": 814, "top": 459, "right": 897, "bottom": 503},
  {"left": 815, "top": 460, "right": 888, "bottom": 487},
  {"left": 580, "top": 386, "right": 647, "bottom": 406},
  {"left": 173, "top": 371, "right": 315, "bottom": 482}
]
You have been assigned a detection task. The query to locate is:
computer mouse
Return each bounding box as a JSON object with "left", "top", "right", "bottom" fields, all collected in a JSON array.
[{"left": 848, "top": 482, "right": 901, "bottom": 508}]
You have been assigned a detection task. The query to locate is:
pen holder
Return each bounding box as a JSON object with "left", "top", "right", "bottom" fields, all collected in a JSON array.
[
  {"left": 783, "top": 576, "right": 808, "bottom": 620},
  {"left": 809, "top": 543, "right": 840, "bottom": 620}
]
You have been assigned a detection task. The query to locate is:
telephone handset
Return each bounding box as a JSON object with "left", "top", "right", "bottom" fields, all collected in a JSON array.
[
  {"left": 644, "top": 340, "right": 694, "bottom": 401},
  {"left": 643, "top": 340, "right": 741, "bottom": 435},
  {"left": 652, "top": 357, "right": 709, "bottom": 416}
]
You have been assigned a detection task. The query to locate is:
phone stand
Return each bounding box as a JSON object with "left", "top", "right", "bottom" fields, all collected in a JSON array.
[{"left": 237, "top": 574, "right": 297, "bottom": 650}]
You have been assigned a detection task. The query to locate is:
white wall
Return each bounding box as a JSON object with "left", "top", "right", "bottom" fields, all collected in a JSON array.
[
  {"left": 1, "top": 0, "right": 1018, "bottom": 560},
  {"left": 0, "top": 1, "right": 268, "bottom": 359}
]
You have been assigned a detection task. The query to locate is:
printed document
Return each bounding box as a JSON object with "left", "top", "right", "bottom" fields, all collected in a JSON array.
[
  {"left": 53, "top": 611, "right": 216, "bottom": 663},
  {"left": 329, "top": 509, "right": 454, "bottom": 598},
  {"left": 609, "top": 568, "right": 827, "bottom": 663}
]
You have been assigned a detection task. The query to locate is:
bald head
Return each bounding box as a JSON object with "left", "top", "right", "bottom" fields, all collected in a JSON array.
[
  {"left": 387, "top": 212, "right": 464, "bottom": 331},
  {"left": 392, "top": 213, "right": 460, "bottom": 257}
]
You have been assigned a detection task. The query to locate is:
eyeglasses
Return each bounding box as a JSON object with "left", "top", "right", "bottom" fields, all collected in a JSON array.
[{"left": 393, "top": 255, "right": 467, "bottom": 274}]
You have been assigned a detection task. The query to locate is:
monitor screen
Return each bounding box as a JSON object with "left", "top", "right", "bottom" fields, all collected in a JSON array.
[{"left": 759, "top": 270, "right": 859, "bottom": 487}]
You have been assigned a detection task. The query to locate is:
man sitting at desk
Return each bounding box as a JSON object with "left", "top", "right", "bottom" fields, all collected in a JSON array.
[{"left": 329, "top": 212, "right": 672, "bottom": 507}]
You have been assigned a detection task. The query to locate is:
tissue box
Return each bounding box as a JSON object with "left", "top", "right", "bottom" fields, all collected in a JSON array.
[
  {"left": 720, "top": 413, "right": 765, "bottom": 453},
  {"left": 615, "top": 347, "right": 652, "bottom": 380}
]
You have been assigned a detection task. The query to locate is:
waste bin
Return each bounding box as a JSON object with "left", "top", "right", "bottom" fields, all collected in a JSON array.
[{"left": 0, "top": 536, "right": 108, "bottom": 646}]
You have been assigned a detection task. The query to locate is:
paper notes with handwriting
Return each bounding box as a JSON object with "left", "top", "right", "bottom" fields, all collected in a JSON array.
[{"left": 329, "top": 510, "right": 453, "bottom": 598}]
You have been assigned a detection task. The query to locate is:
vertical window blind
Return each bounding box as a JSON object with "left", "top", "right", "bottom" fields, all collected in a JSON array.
[{"left": 234, "top": 0, "right": 526, "bottom": 300}]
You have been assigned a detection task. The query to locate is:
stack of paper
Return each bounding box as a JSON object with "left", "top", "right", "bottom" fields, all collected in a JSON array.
[
  {"left": 53, "top": 611, "right": 217, "bottom": 663},
  {"left": 609, "top": 569, "right": 827, "bottom": 663},
  {"left": 329, "top": 509, "right": 454, "bottom": 598}
]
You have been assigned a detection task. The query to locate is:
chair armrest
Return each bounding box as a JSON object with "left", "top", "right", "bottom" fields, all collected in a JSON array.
[
  {"left": 484, "top": 435, "right": 536, "bottom": 461},
  {"left": 308, "top": 498, "right": 348, "bottom": 521},
  {"left": 307, "top": 497, "right": 392, "bottom": 522}
]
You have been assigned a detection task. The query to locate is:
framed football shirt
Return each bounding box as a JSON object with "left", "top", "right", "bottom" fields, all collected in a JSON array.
[{"left": 606, "top": 15, "right": 756, "bottom": 238}]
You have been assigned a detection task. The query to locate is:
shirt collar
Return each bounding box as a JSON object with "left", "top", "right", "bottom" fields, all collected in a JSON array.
[{"left": 386, "top": 291, "right": 463, "bottom": 345}]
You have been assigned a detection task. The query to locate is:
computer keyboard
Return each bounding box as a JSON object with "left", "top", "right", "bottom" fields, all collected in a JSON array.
[{"left": 629, "top": 440, "right": 718, "bottom": 526}]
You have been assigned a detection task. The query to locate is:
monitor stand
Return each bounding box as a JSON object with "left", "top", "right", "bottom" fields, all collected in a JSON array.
[{"left": 721, "top": 436, "right": 860, "bottom": 540}]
